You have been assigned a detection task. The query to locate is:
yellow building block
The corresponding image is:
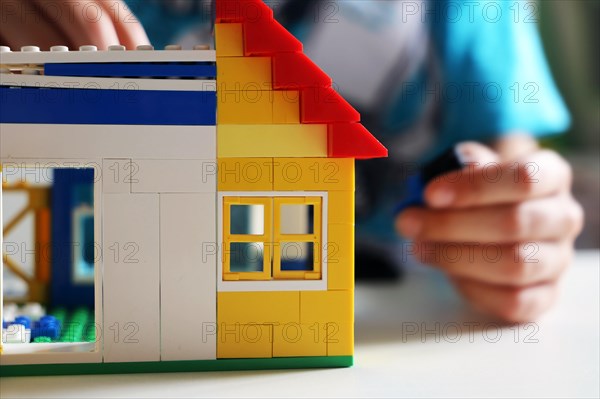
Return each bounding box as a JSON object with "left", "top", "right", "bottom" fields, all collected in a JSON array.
[
  {"left": 218, "top": 158, "right": 273, "bottom": 191},
  {"left": 218, "top": 291, "right": 300, "bottom": 324},
  {"left": 218, "top": 323, "right": 273, "bottom": 359},
  {"left": 273, "top": 158, "right": 354, "bottom": 191},
  {"left": 217, "top": 57, "right": 272, "bottom": 92},
  {"left": 300, "top": 290, "right": 354, "bottom": 326},
  {"left": 327, "top": 223, "right": 355, "bottom": 291},
  {"left": 273, "top": 323, "right": 326, "bottom": 357},
  {"left": 328, "top": 191, "right": 355, "bottom": 225},
  {"left": 215, "top": 23, "right": 244, "bottom": 57},
  {"left": 327, "top": 322, "right": 354, "bottom": 356},
  {"left": 218, "top": 125, "right": 328, "bottom": 158},
  {"left": 272, "top": 90, "right": 300, "bottom": 124},
  {"left": 218, "top": 89, "right": 273, "bottom": 124}
]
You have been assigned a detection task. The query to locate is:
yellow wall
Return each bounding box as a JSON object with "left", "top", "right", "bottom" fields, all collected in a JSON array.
[{"left": 217, "top": 159, "right": 355, "bottom": 359}]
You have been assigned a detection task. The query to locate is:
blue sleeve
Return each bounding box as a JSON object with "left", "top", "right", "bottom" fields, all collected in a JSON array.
[{"left": 430, "top": 0, "right": 570, "bottom": 147}]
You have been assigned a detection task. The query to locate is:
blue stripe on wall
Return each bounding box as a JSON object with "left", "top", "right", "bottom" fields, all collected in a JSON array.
[
  {"left": 0, "top": 87, "right": 216, "bottom": 125},
  {"left": 45, "top": 63, "right": 217, "bottom": 78}
]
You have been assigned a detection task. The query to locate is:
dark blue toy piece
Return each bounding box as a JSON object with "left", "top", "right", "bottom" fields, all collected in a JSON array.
[
  {"left": 13, "top": 316, "right": 32, "bottom": 329},
  {"left": 51, "top": 169, "right": 95, "bottom": 310},
  {"left": 393, "top": 174, "right": 426, "bottom": 215},
  {"left": 31, "top": 316, "right": 61, "bottom": 340},
  {"left": 45, "top": 62, "right": 216, "bottom": 78},
  {"left": 0, "top": 87, "right": 216, "bottom": 125},
  {"left": 394, "top": 147, "right": 464, "bottom": 215}
]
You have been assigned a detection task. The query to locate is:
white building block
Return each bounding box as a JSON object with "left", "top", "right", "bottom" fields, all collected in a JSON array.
[
  {"left": 0, "top": 171, "right": 3, "bottom": 349},
  {"left": 102, "top": 159, "right": 131, "bottom": 194},
  {"left": 0, "top": 49, "right": 216, "bottom": 65},
  {"left": 20, "top": 303, "right": 45, "bottom": 321},
  {"left": 0, "top": 74, "right": 216, "bottom": 91},
  {"left": 3, "top": 325, "right": 30, "bottom": 343},
  {"left": 132, "top": 160, "right": 216, "bottom": 193},
  {"left": 160, "top": 193, "right": 217, "bottom": 361},
  {"left": 103, "top": 194, "right": 160, "bottom": 363},
  {"left": 1, "top": 125, "right": 216, "bottom": 160}
]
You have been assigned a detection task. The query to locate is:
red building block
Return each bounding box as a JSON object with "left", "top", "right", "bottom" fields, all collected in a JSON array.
[
  {"left": 244, "top": 19, "right": 303, "bottom": 55},
  {"left": 272, "top": 53, "right": 332, "bottom": 90},
  {"left": 301, "top": 87, "right": 360, "bottom": 123},
  {"left": 328, "top": 123, "right": 388, "bottom": 159},
  {"left": 216, "top": 0, "right": 273, "bottom": 23}
]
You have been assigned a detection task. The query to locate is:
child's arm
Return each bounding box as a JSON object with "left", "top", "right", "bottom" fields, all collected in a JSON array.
[{"left": 0, "top": 0, "right": 149, "bottom": 50}]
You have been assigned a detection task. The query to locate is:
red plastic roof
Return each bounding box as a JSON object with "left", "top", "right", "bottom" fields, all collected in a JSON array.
[{"left": 216, "top": 0, "right": 387, "bottom": 159}]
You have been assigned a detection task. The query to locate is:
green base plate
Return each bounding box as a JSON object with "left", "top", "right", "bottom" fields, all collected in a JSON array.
[{"left": 0, "top": 356, "right": 353, "bottom": 377}]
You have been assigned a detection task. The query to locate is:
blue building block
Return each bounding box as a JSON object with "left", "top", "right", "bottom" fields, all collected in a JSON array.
[
  {"left": 0, "top": 87, "right": 217, "bottom": 125},
  {"left": 13, "top": 316, "right": 32, "bottom": 329},
  {"left": 31, "top": 316, "right": 61, "bottom": 340},
  {"left": 51, "top": 169, "right": 96, "bottom": 310}
]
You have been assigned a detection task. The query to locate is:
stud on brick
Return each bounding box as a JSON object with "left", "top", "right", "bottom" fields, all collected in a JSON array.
[{"left": 50, "top": 46, "right": 69, "bottom": 52}]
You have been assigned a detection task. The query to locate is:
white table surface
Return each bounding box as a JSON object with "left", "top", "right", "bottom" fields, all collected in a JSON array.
[{"left": 1, "top": 251, "right": 598, "bottom": 398}]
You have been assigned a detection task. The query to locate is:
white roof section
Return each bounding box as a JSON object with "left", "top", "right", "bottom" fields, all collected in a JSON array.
[{"left": 0, "top": 48, "right": 216, "bottom": 64}]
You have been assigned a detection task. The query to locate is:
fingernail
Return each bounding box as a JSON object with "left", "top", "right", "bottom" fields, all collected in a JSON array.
[
  {"left": 430, "top": 185, "right": 455, "bottom": 208},
  {"left": 454, "top": 143, "right": 478, "bottom": 165},
  {"left": 398, "top": 213, "right": 423, "bottom": 239}
]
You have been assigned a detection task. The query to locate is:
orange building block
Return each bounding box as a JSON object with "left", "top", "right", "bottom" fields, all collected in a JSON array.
[
  {"left": 327, "top": 322, "right": 354, "bottom": 356},
  {"left": 215, "top": 23, "right": 244, "bottom": 57},
  {"left": 327, "top": 191, "right": 355, "bottom": 225},
  {"left": 218, "top": 323, "right": 273, "bottom": 359},
  {"left": 300, "top": 290, "right": 353, "bottom": 326},
  {"left": 326, "top": 223, "right": 354, "bottom": 291},
  {"left": 273, "top": 158, "right": 354, "bottom": 191},
  {"left": 218, "top": 291, "right": 300, "bottom": 325},
  {"left": 217, "top": 56, "right": 272, "bottom": 92},
  {"left": 272, "top": 90, "right": 300, "bottom": 124},
  {"left": 218, "top": 158, "right": 274, "bottom": 191},
  {"left": 218, "top": 89, "right": 273, "bottom": 124},
  {"left": 273, "top": 323, "right": 326, "bottom": 357}
]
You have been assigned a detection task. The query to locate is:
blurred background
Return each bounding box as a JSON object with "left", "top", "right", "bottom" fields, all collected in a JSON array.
[{"left": 537, "top": 1, "right": 599, "bottom": 249}]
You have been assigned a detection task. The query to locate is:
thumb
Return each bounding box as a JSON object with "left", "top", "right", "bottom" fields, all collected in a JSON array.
[
  {"left": 423, "top": 142, "right": 500, "bottom": 208},
  {"left": 453, "top": 141, "right": 500, "bottom": 166}
]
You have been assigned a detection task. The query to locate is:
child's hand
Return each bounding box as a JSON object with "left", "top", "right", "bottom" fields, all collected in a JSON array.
[
  {"left": 0, "top": 0, "right": 149, "bottom": 50},
  {"left": 396, "top": 135, "right": 584, "bottom": 323}
]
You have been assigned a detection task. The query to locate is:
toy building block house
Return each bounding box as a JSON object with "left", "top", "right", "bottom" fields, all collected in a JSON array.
[{"left": 0, "top": 0, "right": 386, "bottom": 376}]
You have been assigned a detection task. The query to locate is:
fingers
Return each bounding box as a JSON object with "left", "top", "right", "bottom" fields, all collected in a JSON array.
[
  {"left": 452, "top": 278, "right": 560, "bottom": 323},
  {"left": 47, "top": 0, "right": 121, "bottom": 50},
  {"left": 424, "top": 149, "right": 573, "bottom": 209},
  {"left": 454, "top": 141, "right": 500, "bottom": 165},
  {"left": 412, "top": 241, "right": 574, "bottom": 287},
  {"left": 397, "top": 194, "right": 584, "bottom": 243},
  {"left": 98, "top": 0, "right": 149, "bottom": 49},
  {"left": 3, "top": 1, "right": 149, "bottom": 51},
  {"left": 0, "top": 1, "right": 70, "bottom": 49}
]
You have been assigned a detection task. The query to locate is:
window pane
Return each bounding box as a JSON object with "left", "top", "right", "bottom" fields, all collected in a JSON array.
[
  {"left": 280, "top": 204, "right": 314, "bottom": 235},
  {"left": 280, "top": 242, "right": 314, "bottom": 271},
  {"left": 230, "top": 242, "right": 264, "bottom": 272},
  {"left": 230, "top": 204, "right": 264, "bottom": 235}
]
